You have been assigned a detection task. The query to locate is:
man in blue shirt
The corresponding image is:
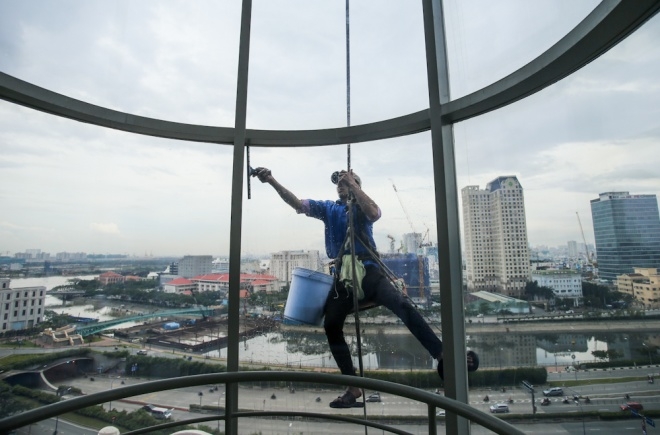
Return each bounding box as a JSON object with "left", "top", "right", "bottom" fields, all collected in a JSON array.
[{"left": 254, "top": 167, "right": 478, "bottom": 408}]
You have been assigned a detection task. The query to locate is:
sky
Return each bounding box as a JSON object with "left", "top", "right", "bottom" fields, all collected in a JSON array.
[{"left": 1, "top": 1, "right": 659, "bottom": 259}]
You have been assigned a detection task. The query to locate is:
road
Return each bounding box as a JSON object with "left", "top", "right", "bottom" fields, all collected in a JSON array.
[{"left": 17, "top": 370, "right": 653, "bottom": 435}]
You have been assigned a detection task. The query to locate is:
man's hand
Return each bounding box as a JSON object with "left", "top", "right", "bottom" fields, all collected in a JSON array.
[
  {"left": 336, "top": 170, "right": 360, "bottom": 190},
  {"left": 253, "top": 167, "right": 273, "bottom": 183}
]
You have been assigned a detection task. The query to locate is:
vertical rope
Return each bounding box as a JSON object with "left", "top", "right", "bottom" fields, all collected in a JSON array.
[
  {"left": 345, "top": 0, "right": 351, "bottom": 172},
  {"left": 344, "top": 0, "right": 367, "bottom": 421}
]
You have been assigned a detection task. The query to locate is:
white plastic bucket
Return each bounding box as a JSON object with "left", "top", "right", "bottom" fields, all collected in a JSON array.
[{"left": 284, "top": 267, "right": 334, "bottom": 326}]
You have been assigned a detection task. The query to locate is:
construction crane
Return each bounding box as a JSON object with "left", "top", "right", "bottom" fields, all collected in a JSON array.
[
  {"left": 390, "top": 179, "right": 432, "bottom": 250},
  {"left": 390, "top": 179, "right": 417, "bottom": 234},
  {"left": 576, "top": 212, "right": 594, "bottom": 266},
  {"left": 420, "top": 225, "right": 433, "bottom": 248},
  {"left": 387, "top": 234, "right": 396, "bottom": 253}
]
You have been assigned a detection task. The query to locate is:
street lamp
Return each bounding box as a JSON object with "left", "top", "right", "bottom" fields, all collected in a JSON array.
[{"left": 53, "top": 387, "right": 72, "bottom": 435}]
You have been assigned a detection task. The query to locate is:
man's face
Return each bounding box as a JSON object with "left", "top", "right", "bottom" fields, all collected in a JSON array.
[
  {"left": 335, "top": 170, "right": 350, "bottom": 200},
  {"left": 336, "top": 180, "right": 349, "bottom": 200}
]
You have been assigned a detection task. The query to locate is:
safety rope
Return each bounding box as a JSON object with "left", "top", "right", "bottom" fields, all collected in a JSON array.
[{"left": 343, "top": 2, "right": 368, "bottom": 424}]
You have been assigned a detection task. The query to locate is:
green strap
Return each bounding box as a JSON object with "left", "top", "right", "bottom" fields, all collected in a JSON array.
[{"left": 339, "top": 254, "right": 366, "bottom": 300}]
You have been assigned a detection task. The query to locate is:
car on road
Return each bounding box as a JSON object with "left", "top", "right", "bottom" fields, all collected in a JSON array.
[
  {"left": 489, "top": 404, "right": 509, "bottom": 414},
  {"left": 142, "top": 404, "right": 172, "bottom": 419},
  {"left": 366, "top": 392, "right": 381, "bottom": 402},
  {"left": 436, "top": 409, "right": 446, "bottom": 416},
  {"left": 151, "top": 407, "right": 172, "bottom": 420},
  {"left": 620, "top": 402, "right": 643, "bottom": 411},
  {"left": 543, "top": 387, "right": 563, "bottom": 397},
  {"left": 137, "top": 350, "right": 148, "bottom": 355}
]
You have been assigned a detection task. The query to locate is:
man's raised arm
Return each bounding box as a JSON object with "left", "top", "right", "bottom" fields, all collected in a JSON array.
[{"left": 253, "top": 167, "right": 303, "bottom": 212}]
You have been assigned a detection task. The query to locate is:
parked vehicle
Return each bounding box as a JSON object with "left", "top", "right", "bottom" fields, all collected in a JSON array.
[
  {"left": 489, "top": 404, "right": 510, "bottom": 414},
  {"left": 543, "top": 387, "right": 563, "bottom": 397}
]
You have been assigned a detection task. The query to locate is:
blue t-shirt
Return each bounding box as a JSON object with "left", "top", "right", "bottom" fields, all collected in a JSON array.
[{"left": 300, "top": 199, "right": 380, "bottom": 261}]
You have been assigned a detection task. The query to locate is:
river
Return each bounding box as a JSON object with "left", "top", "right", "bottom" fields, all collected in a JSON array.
[{"left": 8, "top": 276, "right": 655, "bottom": 370}]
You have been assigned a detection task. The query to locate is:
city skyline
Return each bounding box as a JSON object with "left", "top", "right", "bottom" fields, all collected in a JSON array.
[
  {"left": 3, "top": 238, "right": 597, "bottom": 262},
  {"left": 1, "top": 2, "right": 659, "bottom": 257}
]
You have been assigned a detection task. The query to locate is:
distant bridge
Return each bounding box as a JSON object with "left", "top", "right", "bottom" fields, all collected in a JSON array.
[
  {"left": 48, "top": 288, "right": 87, "bottom": 297},
  {"left": 74, "top": 307, "right": 217, "bottom": 337}
]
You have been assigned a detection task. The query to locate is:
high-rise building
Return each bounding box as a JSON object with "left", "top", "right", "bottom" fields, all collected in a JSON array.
[
  {"left": 402, "top": 232, "right": 423, "bottom": 254},
  {"left": 590, "top": 192, "right": 660, "bottom": 282},
  {"left": 270, "top": 250, "right": 322, "bottom": 284},
  {"left": 462, "top": 176, "right": 531, "bottom": 297},
  {"left": 177, "top": 255, "right": 213, "bottom": 278},
  {"left": 567, "top": 241, "right": 579, "bottom": 259}
]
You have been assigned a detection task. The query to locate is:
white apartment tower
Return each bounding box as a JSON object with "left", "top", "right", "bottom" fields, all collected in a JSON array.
[
  {"left": 462, "top": 176, "right": 531, "bottom": 297},
  {"left": 1, "top": 278, "right": 47, "bottom": 331},
  {"left": 271, "top": 250, "right": 322, "bottom": 284}
]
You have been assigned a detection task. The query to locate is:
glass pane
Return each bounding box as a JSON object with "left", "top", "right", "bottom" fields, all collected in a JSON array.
[
  {"left": 0, "top": 1, "right": 241, "bottom": 125},
  {"left": 0, "top": 98, "right": 233, "bottom": 369},
  {"left": 454, "top": 11, "right": 660, "bottom": 368},
  {"left": 241, "top": 134, "right": 439, "bottom": 372},
  {"left": 444, "top": 0, "right": 600, "bottom": 99},
  {"left": 248, "top": 1, "right": 428, "bottom": 129}
]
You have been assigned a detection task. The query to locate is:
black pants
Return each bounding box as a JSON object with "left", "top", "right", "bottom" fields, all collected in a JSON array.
[{"left": 323, "top": 265, "right": 443, "bottom": 376}]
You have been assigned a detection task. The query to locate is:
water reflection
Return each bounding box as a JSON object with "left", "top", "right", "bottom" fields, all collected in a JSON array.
[
  {"left": 30, "top": 275, "right": 656, "bottom": 371},
  {"left": 205, "top": 329, "right": 657, "bottom": 371}
]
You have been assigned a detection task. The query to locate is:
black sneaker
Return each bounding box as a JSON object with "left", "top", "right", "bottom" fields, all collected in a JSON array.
[{"left": 437, "top": 350, "right": 480, "bottom": 380}]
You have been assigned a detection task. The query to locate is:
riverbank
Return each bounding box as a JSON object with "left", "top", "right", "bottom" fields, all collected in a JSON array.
[{"left": 280, "top": 317, "right": 660, "bottom": 335}]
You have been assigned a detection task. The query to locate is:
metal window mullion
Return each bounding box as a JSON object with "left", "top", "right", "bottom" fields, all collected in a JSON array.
[
  {"left": 227, "top": 1, "right": 253, "bottom": 434},
  {"left": 422, "top": 0, "right": 469, "bottom": 434}
]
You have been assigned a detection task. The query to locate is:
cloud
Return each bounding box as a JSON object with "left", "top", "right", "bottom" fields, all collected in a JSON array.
[
  {"left": 1, "top": 2, "right": 659, "bottom": 256},
  {"left": 89, "top": 222, "right": 121, "bottom": 235}
]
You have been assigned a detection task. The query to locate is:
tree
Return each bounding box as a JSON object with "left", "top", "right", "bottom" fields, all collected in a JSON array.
[
  {"left": 591, "top": 350, "right": 608, "bottom": 361},
  {"left": 524, "top": 281, "right": 555, "bottom": 301},
  {"left": 606, "top": 349, "right": 623, "bottom": 360},
  {"left": 581, "top": 281, "right": 614, "bottom": 308},
  {"left": 0, "top": 382, "right": 30, "bottom": 418},
  {"left": 478, "top": 302, "right": 493, "bottom": 316}
]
